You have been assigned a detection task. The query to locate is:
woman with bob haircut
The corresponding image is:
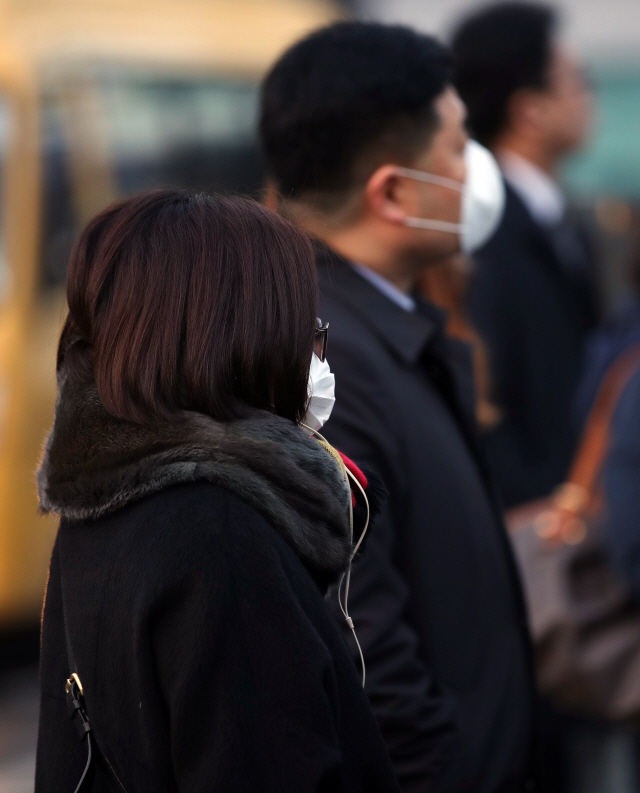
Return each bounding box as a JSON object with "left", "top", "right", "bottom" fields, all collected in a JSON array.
[{"left": 35, "top": 189, "right": 399, "bottom": 792}]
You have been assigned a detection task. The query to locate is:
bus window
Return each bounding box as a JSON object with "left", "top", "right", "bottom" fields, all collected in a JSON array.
[
  {"left": 39, "top": 69, "right": 263, "bottom": 290},
  {"left": 101, "top": 71, "right": 262, "bottom": 196},
  {"left": 40, "top": 94, "right": 76, "bottom": 290}
]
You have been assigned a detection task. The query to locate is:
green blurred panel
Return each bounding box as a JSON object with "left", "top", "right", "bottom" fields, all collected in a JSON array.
[{"left": 564, "top": 64, "right": 640, "bottom": 200}]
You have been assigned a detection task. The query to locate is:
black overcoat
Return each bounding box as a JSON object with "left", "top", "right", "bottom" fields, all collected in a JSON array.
[
  {"left": 317, "top": 249, "right": 536, "bottom": 793},
  {"left": 35, "top": 374, "right": 400, "bottom": 793},
  {"left": 468, "top": 185, "right": 597, "bottom": 507},
  {"left": 603, "top": 364, "right": 640, "bottom": 602}
]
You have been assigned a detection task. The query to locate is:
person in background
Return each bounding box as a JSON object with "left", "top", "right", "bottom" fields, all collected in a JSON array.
[
  {"left": 593, "top": 234, "right": 640, "bottom": 601},
  {"left": 452, "top": 1, "right": 597, "bottom": 508},
  {"left": 260, "top": 22, "right": 536, "bottom": 793},
  {"left": 588, "top": 340, "right": 640, "bottom": 793},
  {"left": 35, "top": 189, "right": 400, "bottom": 793},
  {"left": 574, "top": 229, "right": 640, "bottom": 427},
  {"left": 604, "top": 362, "right": 640, "bottom": 605}
]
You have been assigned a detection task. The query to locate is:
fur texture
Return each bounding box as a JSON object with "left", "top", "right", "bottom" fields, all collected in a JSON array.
[{"left": 38, "top": 372, "right": 353, "bottom": 582}]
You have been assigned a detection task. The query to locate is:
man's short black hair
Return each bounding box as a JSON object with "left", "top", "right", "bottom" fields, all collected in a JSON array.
[
  {"left": 260, "top": 22, "right": 451, "bottom": 208},
  {"left": 451, "top": 2, "right": 556, "bottom": 147}
]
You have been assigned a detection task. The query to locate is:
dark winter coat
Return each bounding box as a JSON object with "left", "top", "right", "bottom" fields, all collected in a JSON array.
[
  {"left": 35, "top": 371, "right": 400, "bottom": 792},
  {"left": 573, "top": 298, "right": 640, "bottom": 429},
  {"left": 469, "top": 185, "right": 597, "bottom": 507},
  {"left": 317, "top": 248, "right": 536, "bottom": 793},
  {"left": 603, "top": 363, "right": 640, "bottom": 603}
]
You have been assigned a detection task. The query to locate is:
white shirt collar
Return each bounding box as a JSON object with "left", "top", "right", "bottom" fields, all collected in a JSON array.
[
  {"left": 351, "top": 262, "right": 416, "bottom": 313},
  {"left": 498, "top": 149, "right": 566, "bottom": 227}
]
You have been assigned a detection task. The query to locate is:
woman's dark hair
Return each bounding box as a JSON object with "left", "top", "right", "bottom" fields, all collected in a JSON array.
[
  {"left": 58, "top": 189, "right": 318, "bottom": 425},
  {"left": 451, "top": 2, "right": 556, "bottom": 147},
  {"left": 260, "top": 21, "right": 451, "bottom": 206}
]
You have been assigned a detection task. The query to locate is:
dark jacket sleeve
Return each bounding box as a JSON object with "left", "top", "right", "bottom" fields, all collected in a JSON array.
[
  {"left": 150, "top": 491, "right": 364, "bottom": 793},
  {"left": 323, "top": 342, "right": 463, "bottom": 792},
  {"left": 603, "top": 368, "right": 640, "bottom": 602}
]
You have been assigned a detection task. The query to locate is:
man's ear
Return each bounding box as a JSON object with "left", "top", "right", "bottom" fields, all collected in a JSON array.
[
  {"left": 507, "top": 88, "right": 546, "bottom": 137},
  {"left": 365, "top": 165, "right": 413, "bottom": 225}
]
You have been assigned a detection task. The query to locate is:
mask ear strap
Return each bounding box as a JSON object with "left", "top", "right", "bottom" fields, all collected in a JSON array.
[
  {"left": 395, "top": 167, "right": 464, "bottom": 237},
  {"left": 301, "top": 423, "right": 369, "bottom": 687},
  {"left": 403, "top": 217, "right": 463, "bottom": 234},
  {"left": 395, "top": 166, "right": 464, "bottom": 193}
]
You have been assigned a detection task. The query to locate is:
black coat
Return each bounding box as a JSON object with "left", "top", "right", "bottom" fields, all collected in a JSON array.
[
  {"left": 603, "top": 364, "right": 640, "bottom": 602},
  {"left": 36, "top": 374, "right": 400, "bottom": 793},
  {"left": 317, "top": 250, "right": 536, "bottom": 793},
  {"left": 469, "top": 185, "right": 597, "bottom": 507}
]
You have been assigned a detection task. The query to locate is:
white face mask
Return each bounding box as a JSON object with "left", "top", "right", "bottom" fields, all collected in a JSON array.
[
  {"left": 304, "top": 353, "right": 336, "bottom": 431},
  {"left": 396, "top": 139, "right": 505, "bottom": 254}
]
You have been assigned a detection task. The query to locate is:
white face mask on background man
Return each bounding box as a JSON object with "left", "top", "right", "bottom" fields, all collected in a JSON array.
[{"left": 397, "top": 139, "right": 505, "bottom": 254}]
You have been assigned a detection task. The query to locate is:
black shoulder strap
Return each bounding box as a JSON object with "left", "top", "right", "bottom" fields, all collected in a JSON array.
[{"left": 60, "top": 572, "right": 127, "bottom": 793}]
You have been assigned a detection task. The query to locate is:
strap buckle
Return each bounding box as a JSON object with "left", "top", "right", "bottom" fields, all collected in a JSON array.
[
  {"left": 66, "top": 672, "right": 84, "bottom": 697},
  {"left": 66, "top": 673, "right": 92, "bottom": 740}
]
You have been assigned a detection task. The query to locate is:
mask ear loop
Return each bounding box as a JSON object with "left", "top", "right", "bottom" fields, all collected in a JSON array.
[
  {"left": 301, "top": 424, "right": 370, "bottom": 687},
  {"left": 394, "top": 166, "right": 465, "bottom": 238},
  {"left": 394, "top": 165, "right": 464, "bottom": 192}
]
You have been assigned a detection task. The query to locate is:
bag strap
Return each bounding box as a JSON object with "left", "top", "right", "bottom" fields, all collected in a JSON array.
[
  {"left": 553, "top": 342, "right": 640, "bottom": 515},
  {"left": 60, "top": 572, "right": 128, "bottom": 793},
  {"left": 60, "top": 572, "right": 95, "bottom": 793}
]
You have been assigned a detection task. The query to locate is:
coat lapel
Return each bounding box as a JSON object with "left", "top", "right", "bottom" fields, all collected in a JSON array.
[{"left": 317, "top": 245, "right": 442, "bottom": 365}]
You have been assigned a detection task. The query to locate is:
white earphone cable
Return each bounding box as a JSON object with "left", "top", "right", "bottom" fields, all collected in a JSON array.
[{"left": 302, "top": 424, "right": 369, "bottom": 687}]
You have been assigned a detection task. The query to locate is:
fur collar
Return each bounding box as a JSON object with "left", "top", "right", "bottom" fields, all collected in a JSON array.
[{"left": 38, "top": 373, "right": 353, "bottom": 584}]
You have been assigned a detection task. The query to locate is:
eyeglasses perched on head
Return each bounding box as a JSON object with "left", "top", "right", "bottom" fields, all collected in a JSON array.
[{"left": 314, "top": 318, "right": 329, "bottom": 362}]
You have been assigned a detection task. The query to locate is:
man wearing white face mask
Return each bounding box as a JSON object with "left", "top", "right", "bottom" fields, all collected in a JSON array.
[{"left": 261, "top": 22, "right": 536, "bottom": 793}]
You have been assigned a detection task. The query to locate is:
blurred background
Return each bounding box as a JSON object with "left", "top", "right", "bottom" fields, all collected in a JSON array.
[{"left": 0, "top": 0, "right": 639, "bottom": 791}]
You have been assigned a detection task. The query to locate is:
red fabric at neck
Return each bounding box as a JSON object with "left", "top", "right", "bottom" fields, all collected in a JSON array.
[{"left": 337, "top": 451, "right": 368, "bottom": 509}]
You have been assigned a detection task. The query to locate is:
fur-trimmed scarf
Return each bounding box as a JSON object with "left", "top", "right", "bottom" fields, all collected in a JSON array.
[{"left": 37, "top": 372, "right": 353, "bottom": 584}]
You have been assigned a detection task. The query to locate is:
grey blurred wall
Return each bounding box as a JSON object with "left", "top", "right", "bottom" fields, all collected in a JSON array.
[{"left": 355, "top": 0, "right": 640, "bottom": 59}]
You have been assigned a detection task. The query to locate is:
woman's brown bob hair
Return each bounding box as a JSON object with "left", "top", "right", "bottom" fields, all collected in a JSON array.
[{"left": 58, "top": 189, "right": 318, "bottom": 425}]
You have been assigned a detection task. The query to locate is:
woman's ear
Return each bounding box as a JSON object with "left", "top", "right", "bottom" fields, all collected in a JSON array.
[{"left": 364, "top": 165, "right": 414, "bottom": 226}]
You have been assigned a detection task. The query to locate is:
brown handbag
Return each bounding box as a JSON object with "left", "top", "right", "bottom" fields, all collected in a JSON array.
[{"left": 507, "top": 343, "right": 640, "bottom": 723}]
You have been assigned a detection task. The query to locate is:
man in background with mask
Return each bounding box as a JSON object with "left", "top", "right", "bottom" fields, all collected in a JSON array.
[
  {"left": 452, "top": 2, "right": 597, "bottom": 508},
  {"left": 260, "top": 22, "right": 535, "bottom": 793}
]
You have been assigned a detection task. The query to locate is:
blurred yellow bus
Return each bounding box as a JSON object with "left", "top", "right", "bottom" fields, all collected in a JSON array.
[{"left": 0, "top": 0, "right": 339, "bottom": 630}]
